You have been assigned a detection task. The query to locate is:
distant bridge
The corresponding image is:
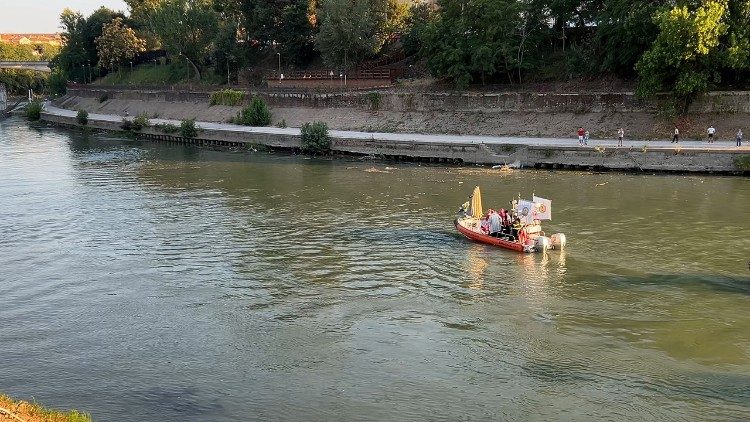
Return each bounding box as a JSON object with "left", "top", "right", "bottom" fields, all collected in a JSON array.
[{"left": 0, "top": 61, "right": 51, "bottom": 72}]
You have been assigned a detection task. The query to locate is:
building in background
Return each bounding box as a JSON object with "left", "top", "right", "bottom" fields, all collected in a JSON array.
[{"left": 0, "top": 34, "right": 62, "bottom": 46}]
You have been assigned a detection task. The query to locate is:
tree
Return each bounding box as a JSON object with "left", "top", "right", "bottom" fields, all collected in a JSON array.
[
  {"left": 124, "top": 0, "right": 164, "bottom": 48},
  {"left": 594, "top": 0, "right": 664, "bottom": 77},
  {"left": 374, "top": 0, "right": 412, "bottom": 43},
  {"left": 96, "top": 17, "right": 147, "bottom": 71},
  {"left": 51, "top": 7, "right": 124, "bottom": 82},
  {"left": 277, "top": 0, "right": 318, "bottom": 65},
  {"left": 636, "top": 0, "right": 728, "bottom": 108},
  {"left": 0, "top": 42, "right": 46, "bottom": 94},
  {"left": 422, "top": 0, "right": 545, "bottom": 87},
  {"left": 51, "top": 8, "right": 87, "bottom": 82},
  {"left": 152, "top": 0, "right": 219, "bottom": 79},
  {"left": 315, "top": 0, "right": 380, "bottom": 68},
  {"left": 401, "top": 1, "right": 435, "bottom": 56}
]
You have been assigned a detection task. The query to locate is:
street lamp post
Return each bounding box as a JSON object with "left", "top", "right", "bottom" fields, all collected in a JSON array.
[{"left": 277, "top": 52, "right": 281, "bottom": 81}]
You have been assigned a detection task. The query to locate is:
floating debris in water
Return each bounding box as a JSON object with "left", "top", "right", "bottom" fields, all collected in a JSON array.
[{"left": 364, "top": 167, "right": 390, "bottom": 173}]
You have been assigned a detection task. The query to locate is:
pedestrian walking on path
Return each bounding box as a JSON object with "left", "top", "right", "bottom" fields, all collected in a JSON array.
[
  {"left": 708, "top": 125, "right": 716, "bottom": 143},
  {"left": 584, "top": 130, "right": 590, "bottom": 145},
  {"left": 617, "top": 127, "right": 624, "bottom": 147},
  {"left": 672, "top": 127, "right": 679, "bottom": 143},
  {"left": 577, "top": 127, "right": 585, "bottom": 146},
  {"left": 736, "top": 129, "right": 743, "bottom": 146}
]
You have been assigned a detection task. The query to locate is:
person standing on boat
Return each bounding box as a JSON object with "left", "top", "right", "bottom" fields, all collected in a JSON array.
[
  {"left": 488, "top": 209, "right": 502, "bottom": 237},
  {"left": 511, "top": 217, "right": 522, "bottom": 241}
]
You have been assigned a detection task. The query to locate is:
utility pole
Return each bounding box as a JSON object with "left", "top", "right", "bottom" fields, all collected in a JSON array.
[{"left": 277, "top": 52, "right": 281, "bottom": 81}]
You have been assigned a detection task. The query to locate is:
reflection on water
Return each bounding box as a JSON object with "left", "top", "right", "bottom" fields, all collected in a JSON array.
[
  {"left": 464, "top": 245, "right": 489, "bottom": 289},
  {"left": 0, "top": 118, "right": 749, "bottom": 421}
]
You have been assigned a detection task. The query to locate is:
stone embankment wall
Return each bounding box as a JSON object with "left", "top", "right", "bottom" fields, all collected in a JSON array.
[
  {"left": 60, "top": 86, "right": 750, "bottom": 140},
  {"left": 41, "top": 110, "right": 748, "bottom": 174},
  {"left": 65, "top": 85, "right": 750, "bottom": 113}
]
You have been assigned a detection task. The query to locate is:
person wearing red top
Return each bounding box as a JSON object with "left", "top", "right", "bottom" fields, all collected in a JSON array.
[{"left": 577, "top": 127, "right": 585, "bottom": 146}]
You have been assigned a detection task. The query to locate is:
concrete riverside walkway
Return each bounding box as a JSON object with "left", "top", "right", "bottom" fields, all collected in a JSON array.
[{"left": 44, "top": 103, "right": 750, "bottom": 151}]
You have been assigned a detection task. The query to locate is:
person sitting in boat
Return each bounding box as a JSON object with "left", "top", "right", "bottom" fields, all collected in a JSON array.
[{"left": 488, "top": 209, "right": 502, "bottom": 237}]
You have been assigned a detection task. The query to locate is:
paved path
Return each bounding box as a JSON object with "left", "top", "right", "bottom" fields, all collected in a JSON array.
[{"left": 44, "top": 103, "right": 750, "bottom": 151}]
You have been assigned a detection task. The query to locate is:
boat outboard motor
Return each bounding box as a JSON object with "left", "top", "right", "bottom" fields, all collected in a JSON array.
[
  {"left": 550, "top": 233, "right": 566, "bottom": 249},
  {"left": 534, "top": 236, "right": 551, "bottom": 252}
]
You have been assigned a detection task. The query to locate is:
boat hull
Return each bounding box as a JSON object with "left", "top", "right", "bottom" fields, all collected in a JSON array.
[{"left": 454, "top": 219, "right": 526, "bottom": 253}]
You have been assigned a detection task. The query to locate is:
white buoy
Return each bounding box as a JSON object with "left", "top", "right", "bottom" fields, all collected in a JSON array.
[
  {"left": 534, "top": 236, "right": 551, "bottom": 252},
  {"left": 550, "top": 233, "right": 566, "bottom": 249}
]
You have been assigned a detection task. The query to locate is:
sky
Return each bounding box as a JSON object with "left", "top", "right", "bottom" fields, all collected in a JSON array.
[{"left": 0, "top": 1, "right": 128, "bottom": 33}]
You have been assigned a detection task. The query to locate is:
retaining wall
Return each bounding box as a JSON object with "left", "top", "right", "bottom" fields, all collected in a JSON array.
[
  {"left": 40, "top": 110, "right": 748, "bottom": 174},
  {"left": 65, "top": 85, "right": 750, "bottom": 114}
]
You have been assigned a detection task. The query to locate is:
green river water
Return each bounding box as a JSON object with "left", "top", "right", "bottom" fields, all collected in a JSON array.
[{"left": 1, "top": 118, "right": 749, "bottom": 421}]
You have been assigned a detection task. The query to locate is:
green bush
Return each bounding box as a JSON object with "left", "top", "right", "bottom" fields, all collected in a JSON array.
[
  {"left": 235, "top": 96, "right": 272, "bottom": 126},
  {"left": 180, "top": 119, "right": 198, "bottom": 138},
  {"left": 76, "top": 109, "right": 89, "bottom": 125},
  {"left": 366, "top": 92, "right": 382, "bottom": 110},
  {"left": 300, "top": 121, "right": 331, "bottom": 154},
  {"left": 98, "top": 93, "right": 109, "bottom": 103},
  {"left": 131, "top": 113, "right": 150, "bottom": 131},
  {"left": 120, "top": 118, "right": 133, "bottom": 131},
  {"left": 210, "top": 89, "right": 245, "bottom": 106},
  {"left": 47, "top": 70, "right": 68, "bottom": 96},
  {"left": 155, "top": 122, "right": 179, "bottom": 133},
  {"left": 276, "top": 119, "right": 287, "bottom": 128},
  {"left": 25, "top": 101, "right": 43, "bottom": 120},
  {"left": 734, "top": 155, "right": 750, "bottom": 170}
]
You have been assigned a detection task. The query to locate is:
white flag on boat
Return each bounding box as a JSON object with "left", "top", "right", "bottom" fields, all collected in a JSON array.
[
  {"left": 517, "top": 200, "right": 536, "bottom": 224},
  {"left": 533, "top": 196, "right": 552, "bottom": 220}
]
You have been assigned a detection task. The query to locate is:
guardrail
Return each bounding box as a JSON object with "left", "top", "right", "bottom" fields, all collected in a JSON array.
[
  {"left": 0, "top": 61, "right": 51, "bottom": 72},
  {"left": 66, "top": 82, "right": 393, "bottom": 95}
]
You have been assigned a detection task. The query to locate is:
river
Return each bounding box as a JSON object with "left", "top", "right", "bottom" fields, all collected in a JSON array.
[{"left": 1, "top": 117, "right": 749, "bottom": 421}]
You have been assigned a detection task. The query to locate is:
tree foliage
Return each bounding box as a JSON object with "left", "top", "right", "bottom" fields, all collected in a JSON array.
[
  {"left": 315, "top": 0, "right": 381, "bottom": 67},
  {"left": 0, "top": 42, "right": 47, "bottom": 94},
  {"left": 636, "top": 0, "right": 729, "bottom": 106},
  {"left": 51, "top": 7, "right": 124, "bottom": 83},
  {"left": 96, "top": 18, "right": 147, "bottom": 71},
  {"left": 422, "top": 0, "right": 545, "bottom": 87},
  {"left": 151, "top": 0, "right": 219, "bottom": 79}
]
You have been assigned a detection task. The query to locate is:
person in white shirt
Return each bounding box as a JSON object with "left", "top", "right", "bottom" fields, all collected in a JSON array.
[
  {"left": 672, "top": 127, "right": 679, "bottom": 143},
  {"left": 736, "top": 129, "right": 743, "bottom": 147},
  {"left": 707, "top": 125, "right": 716, "bottom": 143},
  {"left": 617, "top": 127, "right": 624, "bottom": 147}
]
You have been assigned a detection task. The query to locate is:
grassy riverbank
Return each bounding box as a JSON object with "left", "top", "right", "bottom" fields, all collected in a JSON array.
[
  {"left": 94, "top": 63, "right": 223, "bottom": 87},
  {"left": 0, "top": 394, "right": 90, "bottom": 422}
]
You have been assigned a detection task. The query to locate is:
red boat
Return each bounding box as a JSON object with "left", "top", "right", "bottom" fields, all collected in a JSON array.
[
  {"left": 454, "top": 218, "right": 525, "bottom": 252},
  {"left": 454, "top": 186, "right": 566, "bottom": 253}
]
